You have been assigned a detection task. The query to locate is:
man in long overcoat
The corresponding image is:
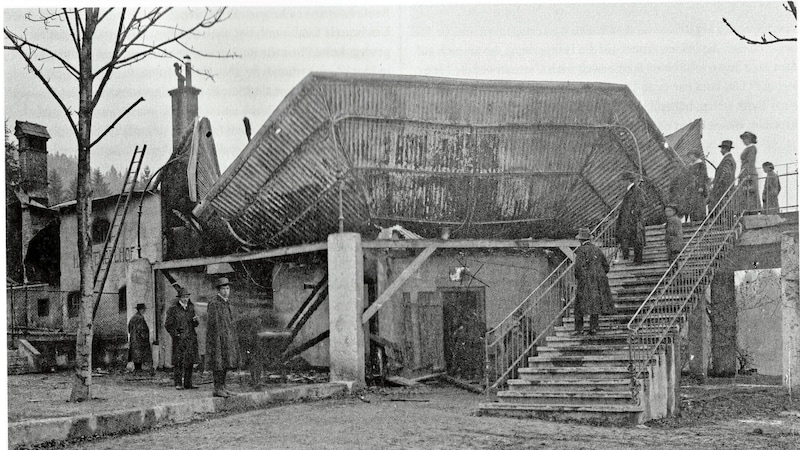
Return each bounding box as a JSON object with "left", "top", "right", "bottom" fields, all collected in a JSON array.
[
  {"left": 615, "top": 171, "right": 646, "bottom": 264},
  {"left": 761, "top": 161, "right": 781, "bottom": 214},
  {"left": 165, "top": 288, "right": 199, "bottom": 390},
  {"left": 207, "top": 277, "right": 239, "bottom": 398},
  {"left": 127, "top": 303, "right": 152, "bottom": 375},
  {"left": 664, "top": 204, "right": 683, "bottom": 262},
  {"left": 708, "top": 140, "right": 737, "bottom": 210},
  {"left": 669, "top": 149, "right": 708, "bottom": 223},
  {"left": 573, "top": 227, "right": 614, "bottom": 335}
]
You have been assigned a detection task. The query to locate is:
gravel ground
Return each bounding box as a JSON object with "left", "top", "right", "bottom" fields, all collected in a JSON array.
[
  {"left": 31, "top": 382, "right": 800, "bottom": 450},
  {"left": 7, "top": 369, "right": 312, "bottom": 423}
]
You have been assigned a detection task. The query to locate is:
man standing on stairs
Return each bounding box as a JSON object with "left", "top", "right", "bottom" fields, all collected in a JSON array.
[
  {"left": 669, "top": 148, "right": 709, "bottom": 223},
  {"left": 615, "top": 170, "right": 646, "bottom": 265},
  {"left": 664, "top": 204, "right": 683, "bottom": 263},
  {"left": 708, "top": 140, "right": 737, "bottom": 210},
  {"left": 573, "top": 227, "right": 614, "bottom": 336}
]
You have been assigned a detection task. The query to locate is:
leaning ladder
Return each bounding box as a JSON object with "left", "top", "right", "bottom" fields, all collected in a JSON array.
[{"left": 91, "top": 145, "right": 147, "bottom": 320}]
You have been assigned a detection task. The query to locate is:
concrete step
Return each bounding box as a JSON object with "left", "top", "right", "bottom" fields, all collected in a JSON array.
[
  {"left": 537, "top": 344, "right": 636, "bottom": 356},
  {"left": 526, "top": 354, "right": 642, "bottom": 369},
  {"left": 544, "top": 333, "right": 629, "bottom": 346},
  {"left": 496, "top": 390, "right": 635, "bottom": 406},
  {"left": 506, "top": 378, "right": 632, "bottom": 392},
  {"left": 518, "top": 366, "right": 631, "bottom": 380},
  {"left": 476, "top": 402, "right": 644, "bottom": 425}
]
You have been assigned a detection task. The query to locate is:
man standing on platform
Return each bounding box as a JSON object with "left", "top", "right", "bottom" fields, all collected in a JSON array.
[
  {"left": 165, "top": 288, "right": 199, "bottom": 390},
  {"left": 615, "top": 170, "right": 646, "bottom": 265},
  {"left": 708, "top": 140, "right": 737, "bottom": 210},
  {"left": 573, "top": 227, "right": 614, "bottom": 336},
  {"left": 207, "top": 277, "right": 240, "bottom": 398}
]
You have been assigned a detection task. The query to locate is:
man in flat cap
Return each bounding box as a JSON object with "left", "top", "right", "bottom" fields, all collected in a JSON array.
[
  {"left": 708, "top": 140, "right": 737, "bottom": 211},
  {"left": 165, "top": 287, "right": 200, "bottom": 390},
  {"left": 573, "top": 227, "right": 614, "bottom": 335},
  {"left": 127, "top": 303, "right": 152, "bottom": 376},
  {"left": 615, "top": 170, "right": 646, "bottom": 265},
  {"left": 207, "top": 277, "right": 240, "bottom": 398}
]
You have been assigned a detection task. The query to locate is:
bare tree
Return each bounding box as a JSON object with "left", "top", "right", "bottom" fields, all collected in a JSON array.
[
  {"left": 5, "top": 7, "right": 235, "bottom": 402},
  {"left": 724, "top": 1, "right": 797, "bottom": 44}
]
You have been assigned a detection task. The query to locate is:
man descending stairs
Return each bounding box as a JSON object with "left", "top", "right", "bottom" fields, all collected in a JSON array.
[{"left": 478, "top": 223, "right": 703, "bottom": 425}]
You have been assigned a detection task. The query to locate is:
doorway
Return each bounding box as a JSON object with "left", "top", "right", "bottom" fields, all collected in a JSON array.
[{"left": 441, "top": 287, "right": 486, "bottom": 381}]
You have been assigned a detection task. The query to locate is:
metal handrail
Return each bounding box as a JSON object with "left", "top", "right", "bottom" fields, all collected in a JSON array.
[
  {"left": 626, "top": 181, "right": 745, "bottom": 385},
  {"left": 484, "top": 202, "right": 621, "bottom": 390}
]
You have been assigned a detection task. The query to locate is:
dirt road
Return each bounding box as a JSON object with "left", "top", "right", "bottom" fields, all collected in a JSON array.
[{"left": 57, "top": 385, "right": 799, "bottom": 450}]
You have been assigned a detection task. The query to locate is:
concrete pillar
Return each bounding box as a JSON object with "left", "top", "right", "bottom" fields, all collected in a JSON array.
[
  {"left": 710, "top": 268, "right": 737, "bottom": 377},
  {"left": 687, "top": 288, "right": 711, "bottom": 376},
  {"left": 327, "top": 233, "right": 365, "bottom": 386},
  {"left": 781, "top": 231, "right": 800, "bottom": 389}
]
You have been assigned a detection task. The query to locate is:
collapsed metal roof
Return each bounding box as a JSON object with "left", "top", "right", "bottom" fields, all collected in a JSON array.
[
  {"left": 666, "top": 118, "right": 703, "bottom": 166},
  {"left": 194, "top": 72, "right": 682, "bottom": 248}
]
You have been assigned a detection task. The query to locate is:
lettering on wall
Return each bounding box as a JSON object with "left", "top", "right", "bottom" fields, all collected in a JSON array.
[{"left": 72, "top": 246, "right": 137, "bottom": 269}]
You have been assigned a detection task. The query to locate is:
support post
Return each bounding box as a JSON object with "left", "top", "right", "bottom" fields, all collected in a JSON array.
[
  {"left": 782, "top": 231, "right": 800, "bottom": 390},
  {"left": 328, "top": 233, "right": 365, "bottom": 387}
]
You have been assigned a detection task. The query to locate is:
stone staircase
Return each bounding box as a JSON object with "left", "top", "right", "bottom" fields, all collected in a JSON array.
[{"left": 478, "top": 223, "right": 704, "bottom": 425}]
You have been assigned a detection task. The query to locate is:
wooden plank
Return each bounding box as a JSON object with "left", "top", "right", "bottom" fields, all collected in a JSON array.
[
  {"left": 386, "top": 375, "right": 419, "bottom": 387},
  {"left": 410, "top": 372, "right": 446, "bottom": 383},
  {"left": 361, "top": 246, "right": 437, "bottom": 323},
  {"left": 361, "top": 239, "right": 580, "bottom": 249},
  {"left": 559, "top": 246, "right": 576, "bottom": 262},
  {"left": 152, "top": 241, "right": 327, "bottom": 270}
]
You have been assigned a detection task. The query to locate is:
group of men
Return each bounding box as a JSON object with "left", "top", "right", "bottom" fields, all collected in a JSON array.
[
  {"left": 572, "top": 130, "right": 783, "bottom": 335},
  {"left": 127, "top": 277, "right": 240, "bottom": 398}
]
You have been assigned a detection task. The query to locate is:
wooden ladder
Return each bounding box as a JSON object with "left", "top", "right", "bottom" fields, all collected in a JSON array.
[{"left": 91, "top": 145, "right": 147, "bottom": 319}]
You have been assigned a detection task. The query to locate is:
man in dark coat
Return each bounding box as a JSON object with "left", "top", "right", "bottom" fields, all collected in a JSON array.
[
  {"left": 127, "top": 303, "right": 152, "bottom": 375},
  {"left": 664, "top": 204, "right": 683, "bottom": 263},
  {"left": 615, "top": 170, "right": 646, "bottom": 264},
  {"left": 165, "top": 287, "right": 199, "bottom": 390},
  {"left": 708, "top": 140, "right": 737, "bottom": 211},
  {"left": 669, "top": 149, "right": 708, "bottom": 223},
  {"left": 207, "top": 277, "right": 239, "bottom": 398},
  {"left": 573, "top": 227, "right": 614, "bottom": 335},
  {"left": 761, "top": 161, "right": 781, "bottom": 214}
]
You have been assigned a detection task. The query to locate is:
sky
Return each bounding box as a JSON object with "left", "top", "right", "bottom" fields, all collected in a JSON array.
[{"left": 3, "top": 2, "right": 798, "bottom": 177}]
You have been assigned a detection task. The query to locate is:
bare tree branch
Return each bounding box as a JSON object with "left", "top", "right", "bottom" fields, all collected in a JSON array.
[
  {"left": 4, "top": 29, "right": 79, "bottom": 77},
  {"left": 722, "top": 17, "right": 797, "bottom": 44},
  {"left": 90, "top": 8, "right": 127, "bottom": 110},
  {"left": 90, "top": 96, "right": 145, "bottom": 148},
  {"left": 4, "top": 29, "right": 79, "bottom": 142},
  {"left": 62, "top": 8, "right": 80, "bottom": 52}
]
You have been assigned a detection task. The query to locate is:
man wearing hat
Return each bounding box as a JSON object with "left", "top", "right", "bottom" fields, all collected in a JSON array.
[
  {"left": 615, "top": 170, "right": 646, "bottom": 264},
  {"left": 664, "top": 204, "right": 683, "bottom": 263},
  {"left": 206, "top": 277, "right": 240, "bottom": 398},
  {"left": 127, "top": 303, "right": 152, "bottom": 376},
  {"left": 573, "top": 227, "right": 614, "bottom": 335},
  {"left": 165, "top": 287, "right": 200, "bottom": 390},
  {"left": 761, "top": 161, "right": 781, "bottom": 214},
  {"left": 708, "top": 140, "right": 737, "bottom": 210},
  {"left": 738, "top": 132, "right": 761, "bottom": 213}
]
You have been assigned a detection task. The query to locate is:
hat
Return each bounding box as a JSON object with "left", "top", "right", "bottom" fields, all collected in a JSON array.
[
  {"left": 575, "top": 227, "right": 592, "bottom": 240},
  {"left": 718, "top": 140, "right": 733, "bottom": 149},
  {"left": 215, "top": 277, "right": 230, "bottom": 288},
  {"left": 762, "top": 161, "right": 775, "bottom": 170},
  {"left": 135, "top": 303, "right": 147, "bottom": 310},
  {"left": 176, "top": 287, "right": 190, "bottom": 297},
  {"left": 620, "top": 170, "right": 638, "bottom": 181},
  {"left": 689, "top": 148, "right": 705, "bottom": 158},
  {"left": 740, "top": 131, "right": 757, "bottom": 143},
  {"left": 665, "top": 204, "right": 679, "bottom": 212}
]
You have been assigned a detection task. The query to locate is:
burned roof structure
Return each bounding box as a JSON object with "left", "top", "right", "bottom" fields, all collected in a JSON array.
[
  {"left": 194, "top": 72, "right": 682, "bottom": 248},
  {"left": 666, "top": 118, "right": 704, "bottom": 166}
]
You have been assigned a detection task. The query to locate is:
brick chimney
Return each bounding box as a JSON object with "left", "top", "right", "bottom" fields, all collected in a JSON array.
[
  {"left": 14, "top": 121, "right": 50, "bottom": 206},
  {"left": 168, "top": 56, "right": 201, "bottom": 152}
]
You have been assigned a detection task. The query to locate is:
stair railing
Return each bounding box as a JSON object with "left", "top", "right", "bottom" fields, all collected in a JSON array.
[
  {"left": 626, "top": 181, "right": 745, "bottom": 387},
  {"left": 484, "top": 203, "right": 621, "bottom": 391}
]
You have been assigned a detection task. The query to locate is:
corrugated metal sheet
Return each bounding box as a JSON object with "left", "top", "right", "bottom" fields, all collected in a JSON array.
[
  {"left": 194, "top": 73, "right": 683, "bottom": 248},
  {"left": 666, "top": 119, "right": 703, "bottom": 165}
]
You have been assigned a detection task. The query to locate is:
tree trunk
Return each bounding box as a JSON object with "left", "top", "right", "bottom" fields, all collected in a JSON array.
[{"left": 70, "top": 9, "right": 99, "bottom": 403}]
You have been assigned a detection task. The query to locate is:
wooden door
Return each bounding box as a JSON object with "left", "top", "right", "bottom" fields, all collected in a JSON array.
[
  {"left": 400, "top": 292, "right": 444, "bottom": 374},
  {"left": 441, "top": 288, "right": 486, "bottom": 381}
]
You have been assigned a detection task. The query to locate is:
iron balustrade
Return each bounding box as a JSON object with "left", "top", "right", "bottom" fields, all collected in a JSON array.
[
  {"left": 626, "top": 181, "right": 745, "bottom": 397},
  {"left": 484, "top": 202, "right": 621, "bottom": 391}
]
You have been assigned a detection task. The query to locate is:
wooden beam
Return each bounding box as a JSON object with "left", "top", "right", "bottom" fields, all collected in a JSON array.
[
  {"left": 152, "top": 241, "right": 327, "bottom": 270},
  {"left": 361, "top": 246, "right": 437, "bottom": 324},
  {"left": 559, "top": 246, "right": 576, "bottom": 261},
  {"left": 361, "top": 239, "right": 579, "bottom": 249}
]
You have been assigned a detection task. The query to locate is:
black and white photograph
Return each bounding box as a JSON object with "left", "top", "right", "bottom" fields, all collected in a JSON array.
[{"left": 3, "top": 2, "right": 799, "bottom": 448}]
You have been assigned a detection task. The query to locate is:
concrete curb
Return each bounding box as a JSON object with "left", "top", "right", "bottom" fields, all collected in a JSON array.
[{"left": 8, "top": 383, "right": 350, "bottom": 449}]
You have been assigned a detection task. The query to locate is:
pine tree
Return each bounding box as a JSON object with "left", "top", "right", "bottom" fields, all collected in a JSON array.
[
  {"left": 67, "top": 177, "right": 78, "bottom": 201},
  {"left": 48, "top": 169, "right": 64, "bottom": 205},
  {"left": 138, "top": 166, "right": 152, "bottom": 190},
  {"left": 5, "top": 123, "right": 20, "bottom": 200},
  {"left": 91, "top": 168, "right": 110, "bottom": 198}
]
